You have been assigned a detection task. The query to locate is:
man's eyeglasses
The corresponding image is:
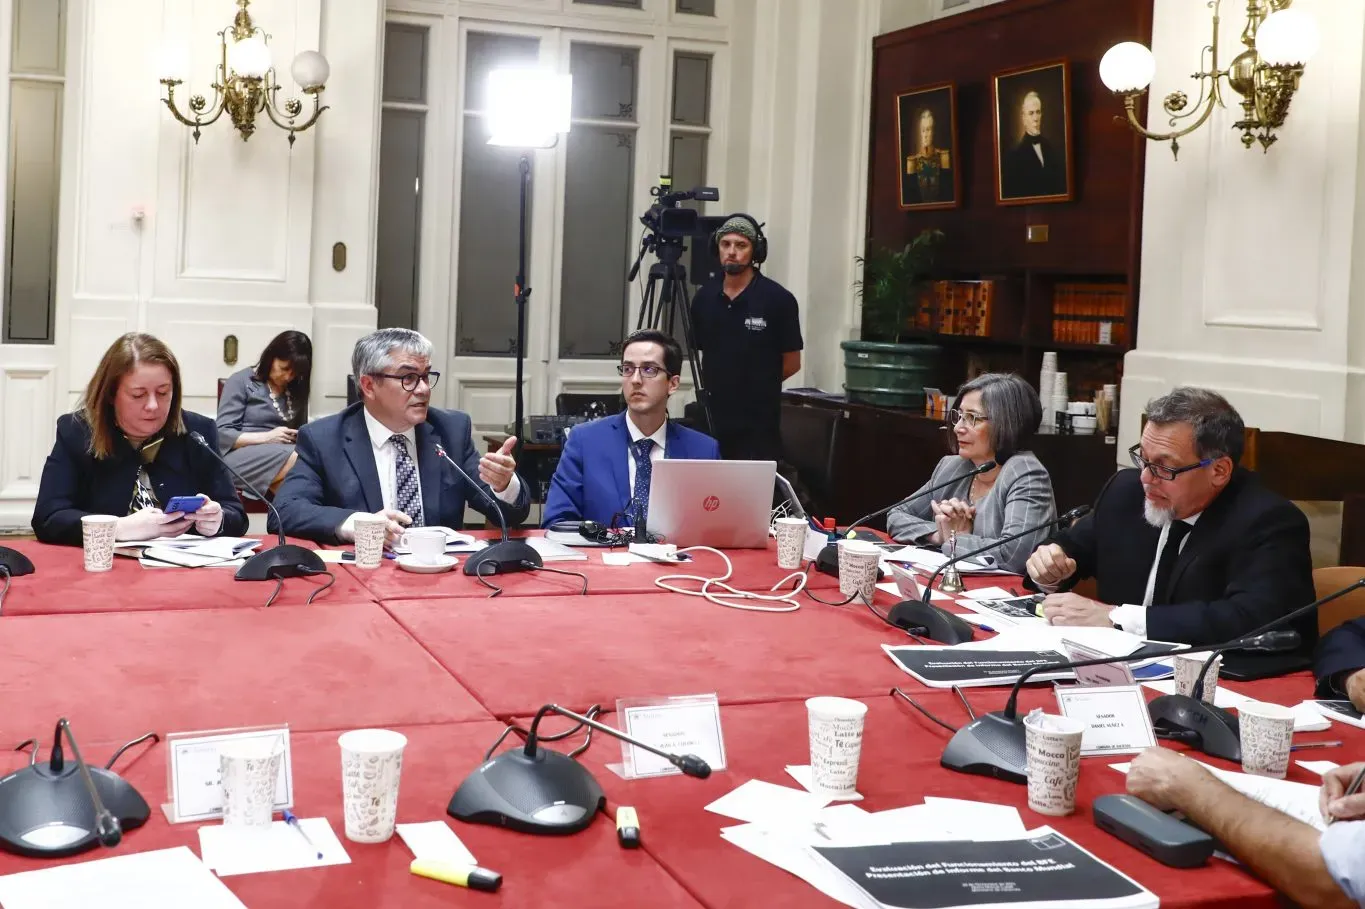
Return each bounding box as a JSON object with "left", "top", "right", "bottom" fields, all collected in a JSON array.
[
  {"left": 1128, "top": 444, "right": 1212, "bottom": 482},
  {"left": 372, "top": 371, "right": 441, "bottom": 392},
  {"left": 618, "top": 364, "right": 666, "bottom": 379},
  {"left": 948, "top": 408, "right": 988, "bottom": 429}
]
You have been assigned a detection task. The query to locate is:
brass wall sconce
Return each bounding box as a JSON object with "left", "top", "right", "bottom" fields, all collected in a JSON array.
[
  {"left": 1100, "top": 0, "right": 1320, "bottom": 158},
  {"left": 159, "top": 0, "right": 330, "bottom": 146}
]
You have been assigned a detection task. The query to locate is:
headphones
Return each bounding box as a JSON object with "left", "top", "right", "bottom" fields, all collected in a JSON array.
[{"left": 708, "top": 212, "right": 768, "bottom": 265}]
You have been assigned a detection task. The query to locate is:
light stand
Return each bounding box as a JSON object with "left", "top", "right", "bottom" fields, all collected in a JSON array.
[{"left": 513, "top": 154, "right": 532, "bottom": 463}]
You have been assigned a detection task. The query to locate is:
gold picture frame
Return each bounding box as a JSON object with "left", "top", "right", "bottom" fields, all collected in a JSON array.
[
  {"left": 993, "top": 60, "right": 1073, "bottom": 205},
  {"left": 896, "top": 82, "right": 960, "bottom": 211}
]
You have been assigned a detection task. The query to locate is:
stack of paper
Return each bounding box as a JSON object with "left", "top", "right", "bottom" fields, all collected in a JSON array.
[
  {"left": 0, "top": 847, "right": 246, "bottom": 909},
  {"left": 136, "top": 536, "right": 262, "bottom": 569},
  {"left": 882, "top": 547, "right": 1012, "bottom": 576},
  {"left": 708, "top": 781, "right": 1156, "bottom": 909}
]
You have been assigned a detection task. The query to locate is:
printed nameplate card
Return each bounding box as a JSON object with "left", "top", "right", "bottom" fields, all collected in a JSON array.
[
  {"left": 1054, "top": 685, "right": 1156, "bottom": 756},
  {"left": 614, "top": 695, "right": 727, "bottom": 779},
  {"left": 163, "top": 725, "right": 294, "bottom": 823}
]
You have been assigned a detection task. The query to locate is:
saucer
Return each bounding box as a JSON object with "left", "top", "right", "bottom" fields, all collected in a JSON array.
[{"left": 396, "top": 554, "right": 458, "bottom": 574}]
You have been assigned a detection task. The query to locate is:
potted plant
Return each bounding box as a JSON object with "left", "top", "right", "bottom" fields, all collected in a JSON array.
[{"left": 842, "top": 229, "right": 945, "bottom": 408}]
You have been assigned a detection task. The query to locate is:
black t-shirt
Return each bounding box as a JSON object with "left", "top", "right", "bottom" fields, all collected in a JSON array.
[{"left": 691, "top": 271, "right": 803, "bottom": 431}]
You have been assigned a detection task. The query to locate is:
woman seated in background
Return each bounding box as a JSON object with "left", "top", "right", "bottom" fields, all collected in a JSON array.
[
  {"left": 886, "top": 372, "right": 1055, "bottom": 575},
  {"left": 216, "top": 330, "right": 312, "bottom": 499},
  {"left": 32, "top": 333, "right": 247, "bottom": 544}
]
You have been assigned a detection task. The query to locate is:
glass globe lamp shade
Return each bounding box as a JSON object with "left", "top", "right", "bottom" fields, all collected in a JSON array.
[
  {"left": 1257, "top": 8, "right": 1320, "bottom": 67},
  {"left": 1100, "top": 41, "right": 1156, "bottom": 93},
  {"left": 291, "top": 50, "right": 330, "bottom": 90},
  {"left": 227, "top": 35, "right": 272, "bottom": 79}
]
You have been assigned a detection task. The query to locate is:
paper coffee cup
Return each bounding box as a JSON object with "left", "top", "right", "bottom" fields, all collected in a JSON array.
[
  {"left": 1024, "top": 711, "right": 1085, "bottom": 816},
  {"left": 806, "top": 697, "right": 868, "bottom": 795},
  {"left": 219, "top": 739, "right": 283, "bottom": 828},
  {"left": 837, "top": 539, "right": 879, "bottom": 604},
  {"left": 400, "top": 527, "right": 445, "bottom": 564},
  {"left": 352, "top": 516, "right": 388, "bottom": 569},
  {"left": 80, "top": 514, "right": 118, "bottom": 572},
  {"left": 1239, "top": 702, "right": 1294, "bottom": 778},
  {"left": 1173, "top": 652, "right": 1221, "bottom": 704},
  {"left": 339, "top": 728, "right": 407, "bottom": 843},
  {"left": 774, "top": 518, "right": 807, "bottom": 570}
]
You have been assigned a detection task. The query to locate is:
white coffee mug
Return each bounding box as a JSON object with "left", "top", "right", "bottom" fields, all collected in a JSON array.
[{"left": 399, "top": 527, "right": 446, "bottom": 564}]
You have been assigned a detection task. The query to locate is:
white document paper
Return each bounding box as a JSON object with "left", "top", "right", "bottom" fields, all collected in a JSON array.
[
  {"left": 198, "top": 818, "right": 350, "bottom": 876},
  {"left": 875, "top": 580, "right": 951, "bottom": 602},
  {"left": 1111, "top": 760, "right": 1328, "bottom": 832},
  {"left": 1140, "top": 680, "right": 1252, "bottom": 709},
  {"left": 705, "top": 779, "right": 832, "bottom": 824},
  {"left": 620, "top": 699, "right": 726, "bottom": 777},
  {"left": 1310, "top": 699, "right": 1365, "bottom": 729},
  {"left": 785, "top": 765, "right": 864, "bottom": 801},
  {"left": 0, "top": 846, "right": 246, "bottom": 909},
  {"left": 961, "top": 586, "right": 1021, "bottom": 601},
  {"left": 167, "top": 726, "right": 293, "bottom": 822},
  {"left": 1055, "top": 685, "right": 1157, "bottom": 755},
  {"left": 396, "top": 821, "right": 478, "bottom": 865},
  {"left": 921, "top": 797, "right": 1028, "bottom": 839},
  {"left": 1297, "top": 760, "right": 1340, "bottom": 777},
  {"left": 601, "top": 551, "right": 647, "bottom": 566},
  {"left": 881, "top": 546, "right": 1007, "bottom": 573},
  {"left": 526, "top": 537, "right": 589, "bottom": 561},
  {"left": 721, "top": 822, "right": 873, "bottom": 909}
]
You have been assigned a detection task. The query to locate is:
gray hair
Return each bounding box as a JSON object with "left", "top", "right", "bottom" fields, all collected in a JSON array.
[
  {"left": 351, "top": 328, "right": 433, "bottom": 379},
  {"left": 1144, "top": 386, "right": 1245, "bottom": 464},
  {"left": 955, "top": 372, "right": 1042, "bottom": 462}
]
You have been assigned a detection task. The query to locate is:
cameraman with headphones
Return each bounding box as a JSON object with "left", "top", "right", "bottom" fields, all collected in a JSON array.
[{"left": 691, "top": 214, "right": 803, "bottom": 461}]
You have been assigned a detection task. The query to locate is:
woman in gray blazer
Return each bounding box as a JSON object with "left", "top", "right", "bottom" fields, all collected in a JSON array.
[
  {"left": 887, "top": 372, "right": 1055, "bottom": 574},
  {"left": 216, "top": 331, "right": 312, "bottom": 498}
]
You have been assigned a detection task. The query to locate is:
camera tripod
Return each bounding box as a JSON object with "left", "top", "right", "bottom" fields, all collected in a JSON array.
[{"left": 629, "top": 236, "right": 713, "bottom": 435}]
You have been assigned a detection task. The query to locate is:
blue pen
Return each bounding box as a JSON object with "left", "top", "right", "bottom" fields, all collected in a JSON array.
[{"left": 282, "top": 810, "right": 323, "bottom": 860}]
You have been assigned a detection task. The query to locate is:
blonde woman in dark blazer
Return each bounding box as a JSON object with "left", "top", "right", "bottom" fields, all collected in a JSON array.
[{"left": 887, "top": 372, "right": 1055, "bottom": 574}]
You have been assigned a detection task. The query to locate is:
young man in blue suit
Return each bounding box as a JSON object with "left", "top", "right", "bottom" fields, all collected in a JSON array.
[
  {"left": 273, "top": 328, "right": 530, "bottom": 546},
  {"left": 542, "top": 329, "right": 719, "bottom": 528}
]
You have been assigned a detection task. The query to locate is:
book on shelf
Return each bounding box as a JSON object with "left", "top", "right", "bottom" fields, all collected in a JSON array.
[{"left": 1052, "top": 283, "right": 1128, "bottom": 346}]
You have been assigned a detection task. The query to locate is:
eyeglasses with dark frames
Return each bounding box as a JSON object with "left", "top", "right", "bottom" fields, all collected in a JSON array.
[
  {"left": 1127, "top": 443, "right": 1213, "bottom": 482},
  {"left": 618, "top": 364, "right": 665, "bottom": 379},
  {"left": 372, "top": 371, "right": 441, "bottom": 392}
]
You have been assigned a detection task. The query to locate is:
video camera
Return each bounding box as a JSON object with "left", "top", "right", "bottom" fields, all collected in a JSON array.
[{"left": 639, "top": 175, "right": 719, "bottom": 239}]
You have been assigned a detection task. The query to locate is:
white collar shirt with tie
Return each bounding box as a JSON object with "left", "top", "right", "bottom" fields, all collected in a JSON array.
[{"left": 625, "top": 413, "right": 668, "bottom": 494}]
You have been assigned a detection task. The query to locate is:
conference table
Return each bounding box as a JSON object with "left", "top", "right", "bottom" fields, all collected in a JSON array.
[{"left": 0, "top": 533, "right": 1355, "bottom": 908}]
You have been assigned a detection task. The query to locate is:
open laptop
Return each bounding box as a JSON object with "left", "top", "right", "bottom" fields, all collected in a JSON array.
[{"left": 646, "top": 459, "right": 776, "bottom": 549}]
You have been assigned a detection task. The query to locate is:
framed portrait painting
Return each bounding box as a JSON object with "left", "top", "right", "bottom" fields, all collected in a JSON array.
[
  {"left": 993, "top": 61, "right": 1073, "bottom": 205},
  {"left": 895, "top": 83, "right": 960, "bottom": 211}
]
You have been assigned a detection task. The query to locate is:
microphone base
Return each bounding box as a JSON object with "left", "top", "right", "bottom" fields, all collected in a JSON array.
[
  {"left": 0, "top": 764, "right": 149, "bottom": 858},
  {"left": 886, "top": 600, "right": 974, "bottom": 645},
  {"left": 448, "top": 746, "right": 604, "bottom": 835},
  {"left": 815, "top": 532, "right": 886, "bottom": 578},
  {"left": 941, "top": 711, "right": 1027, "bottom": 784},
  {"left": 463, "top": 540, "right": 543, "bottom": 576},
  {"left": 0, "top": 547, "right": 34, "bottom": 577},
  {"left": 235, "top": 544, "right": 325, "bottom": 581},
  {"left": 1148, "top": 694, "right": 1242, "bottom": 763}
]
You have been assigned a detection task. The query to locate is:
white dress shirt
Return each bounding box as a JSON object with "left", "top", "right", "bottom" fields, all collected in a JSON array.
[
  {"left": 339, "top": 408, "right": 521, "bottom": 539},
  {"left": 625, "top": 413, "right": 668, "bottom": 493},
  {"left": 1109, "top": 511, "right": 1202, "bottom": 636}
]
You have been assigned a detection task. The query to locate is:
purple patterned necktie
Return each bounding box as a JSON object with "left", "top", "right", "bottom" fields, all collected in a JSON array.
[{"left": 390, "top": 434, "right": 424, "bottom": 527}]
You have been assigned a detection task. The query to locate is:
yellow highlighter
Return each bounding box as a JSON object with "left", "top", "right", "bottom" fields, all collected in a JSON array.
[
  {"left": 410, "top": 858, "right": 503, "bottom": 893},
  {"left": 616, "top": 806, "right": 641, "bottom": 848}
]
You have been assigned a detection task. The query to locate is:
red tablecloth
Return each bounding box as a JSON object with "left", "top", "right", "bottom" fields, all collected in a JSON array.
[
  {"left": 0, "top": 602, "right": 492, "bottom": 744},
  {"left": 0, "top": 722, "right": 707, "bottom": 909},
  {"left": 1, "top": 538, "right": 374, "bottom": 615},
  {"left": 339, "top": 532, "right": 843, "bottom": 601},
  {"left": 383, "top": 588, "right": 916, "bottom": 719}
]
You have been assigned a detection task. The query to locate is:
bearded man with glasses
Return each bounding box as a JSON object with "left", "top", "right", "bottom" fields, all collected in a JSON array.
[
  {"left": 273, "top": 328, "right": 530, "bottom": 546},
  {"left": 1025, "top": 386, "right": 1314, "bottom": 647},
  {"left": 541, "top": 329, "right": 719, "bottom": 529}
]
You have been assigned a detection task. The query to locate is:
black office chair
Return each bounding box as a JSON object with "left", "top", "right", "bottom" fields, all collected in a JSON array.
[
  {"left": 555, "top": 393, "right": 622, "bottom": 420},
  {"left": 346, "top": 375, "right": 360, "bottom": 407}
]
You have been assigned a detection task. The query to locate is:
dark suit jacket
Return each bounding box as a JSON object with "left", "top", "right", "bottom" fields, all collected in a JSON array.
[
  {"left": 1315, "top": 620, "right": 1365, "bottom": 696},
  {"left": 1003, "top": 136, "right": 1066, "bottom": 199},
  {"left": 272, "top": 402, "right": 530, "bottom": 543},
  {"left": 541, "top": 413, "right": 721, "bottom": 528},
  {"left": 32, "top": 411, "right": 248, "bottom": 545},
  {"left": 1039, "top": 467, "right": 1315, "bottom": 646}
]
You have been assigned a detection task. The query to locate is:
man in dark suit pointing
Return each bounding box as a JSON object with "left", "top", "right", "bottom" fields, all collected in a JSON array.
[
  {"left": 274, "top": 328, "right": 530, "bottom": 545},
  {"left": 1003, "top": 91, "right": 1067, "bottom": 199},
  {"left": 1024, "top": 387, "right": 1314, "bottom": 646}
]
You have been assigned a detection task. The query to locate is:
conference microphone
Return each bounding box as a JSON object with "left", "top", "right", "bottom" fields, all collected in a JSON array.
[
  {"left": 59, "top": 719, "right": 121, "bottom": 847},
  {"left": 448, "top": 703, "right": 710, "bottom": 836},
  {"left": 939, "top": 576, "right": 1365, "bottom": 783},
  {"left": 432, "top": 442, "right": 542, "bottom": 577},
  {"left": 188, "top": 432, "right": 325, "bottom": 583},
  {"left": 0, "top": 546, "right": 34, "bottom": 615},
  {"left": 815, "top": 460, "right": 998, "bottom": 577}
]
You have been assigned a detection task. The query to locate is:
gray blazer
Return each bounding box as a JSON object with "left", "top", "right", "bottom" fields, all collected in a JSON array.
[{"left": 886, "top": 452, "right": 1056, "bottom": 575}]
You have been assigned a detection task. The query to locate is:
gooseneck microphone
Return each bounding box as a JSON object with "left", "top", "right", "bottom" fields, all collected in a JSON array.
[
  {"left": 919, "top": 504, "right": 1092, "bottom": 604},
  {"left": 939, "top": 577, "right": 1365, "bottom": 783},
  {"left": 433, "top": 442, "right": 542, "bottom": 577},
  {"left": 58, "top": 719, "right": 121, "bottom": 848},
  {"left": 448, "top": 703, "right": 710, "bottom": 835},
  {"left": 188, "top": 431, "right": 325, "bottom": 583},
  {"left": 816, "top": 460, "right": 997, "bottom": 577}
]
